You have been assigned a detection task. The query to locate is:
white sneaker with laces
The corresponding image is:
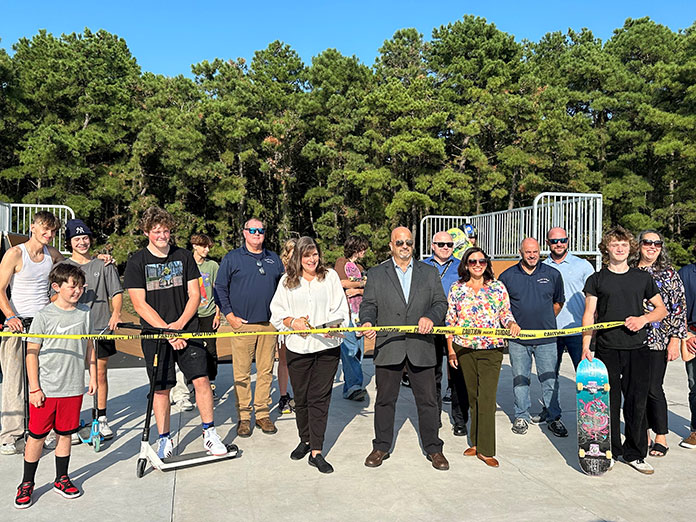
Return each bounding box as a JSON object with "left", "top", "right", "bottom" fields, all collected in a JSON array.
[
  {"left": 97, "top": 416, "right": 114, "bottom": 440},
  {"left": 157, "top": 437, "right": 174, "bottom": 460},
  {"left": 203, "top": 426, "right": 227, "bottom": 456},
  {"left": 71, "top": 433, "right": 81, "bottom": 445},
  {"left": 625, "top": 458, "right": 654, "bottom": 475},
  {"left": 1, "top": 441, "right": 19, "bottom": 455}
]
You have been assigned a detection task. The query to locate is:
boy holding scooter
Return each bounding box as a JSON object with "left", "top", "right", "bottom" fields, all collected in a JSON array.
[{"left": 15, "top": 263, "right": 96, "bottom": 509}]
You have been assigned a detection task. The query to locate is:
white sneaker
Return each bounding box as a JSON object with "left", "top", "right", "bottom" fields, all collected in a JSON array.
[
  {"left": 71, "top": 433, "right": 81, "bottom": 445},
  {"left": 1, "top": 442, "right": 19, "bottom": 455},
  {"left": 625, "top": 458, "right": 654, "bottom": 475},
  {"left": 203, "top": 426, "right": 227, "bottom": 456},
  {"left": 156, "top": 437, "right": 174, "bottom": 460},
  {"left": 179, "top": 397, "right": 194, "bottom": 411},
  {"left": 97, "top": 416, "right": 114, "bottom": 440},
  {"left": 44, "top": 431, "right": 57, "bottom": 450}
]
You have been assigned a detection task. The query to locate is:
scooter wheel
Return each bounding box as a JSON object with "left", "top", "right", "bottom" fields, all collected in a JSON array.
[
  {"left": 136, "top": 458, "right": 147, "bottom": 478},
  {"left": 93, "top": 436, "right": 101, "bottom": 453}
]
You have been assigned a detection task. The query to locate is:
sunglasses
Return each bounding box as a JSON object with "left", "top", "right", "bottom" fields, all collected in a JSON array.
[
  {"left": 245, "top": 227, "right": 265, "bottom": 235},
  {"left": 256, "top": 260, "right": 266, "bottom": 275},
  {"left": 467, "top": 258, "right": 488, "bottom": 267},
  {"left": 548, "top": 238, "right": 569, "bottom": 245},
  {"left": 641, "top": 239, "right": 663, "bottom": 247},
  {"left": 433, "top": 242, "right": 454, "bottom": 248},
  {"left": 394, "top": 239, "right": 414, "bottom": 247}
]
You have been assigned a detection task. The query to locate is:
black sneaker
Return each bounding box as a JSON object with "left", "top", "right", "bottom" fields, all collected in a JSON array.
[
  {"left": 279, "top": 395, "right": 293, "bottom": 415},
  {"left": 511, "top": 418, "right": 529, "bottom": 435},
  {"left": 290, "top": 441, "right": 311, "bottom": 460},
  {"left": 547, "top": 419, "right": 569, "bottom": 438},
  {"left": 15, "top": 481, "right": 34, "bottom": 509},
  {"left": 53, "top": 475, "right": 82, "bottom": 499},
  {"left": 308, "top": 453, "right": 334, "bottom": 474},
  {"left": 530, "top": 408, "right": 549, "bottom": 424}
]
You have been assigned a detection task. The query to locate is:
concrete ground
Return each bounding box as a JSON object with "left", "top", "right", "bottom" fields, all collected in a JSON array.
[{"left": 1, "top": 354, "right": 695, "bottom": 522}]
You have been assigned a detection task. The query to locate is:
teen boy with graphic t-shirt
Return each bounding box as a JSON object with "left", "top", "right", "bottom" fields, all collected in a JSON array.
[
  {"left": 59, "top": 219, "right": 123, "bottom": 440},
  {"left": 582, "top": 226, "right": 667, "bottom": 475},
  {"left": 123, "top": 207, "right": 226, "bottom": 459}
]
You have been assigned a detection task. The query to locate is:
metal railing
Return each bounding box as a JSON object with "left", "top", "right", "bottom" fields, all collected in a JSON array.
[
  {"left": 420, "top": 192, "right": 603, "bottom": 268},
  {"left": 0, "top": 203, "right": 76, "bottom": 254}
]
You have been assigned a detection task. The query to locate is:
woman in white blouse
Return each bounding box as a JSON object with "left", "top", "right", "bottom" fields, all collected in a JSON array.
[{"left": 270, "top": 236, "right": 349, "bottom": 473}]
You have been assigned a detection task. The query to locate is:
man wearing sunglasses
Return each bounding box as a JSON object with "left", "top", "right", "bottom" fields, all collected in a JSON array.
[
  {"left": 499, "top": 238, "right": 567, "bottom": 438},
  {"left": 214, "top": 218, "right": 284, "bottom": 437},
  {"left": 539, "top": 227, "right": 595, "bottom": 425},
  {"left": 423, "top": 232, "right": 469, "bottom": 437},
  {"left": 360, "top": 227, "right": 449, "bottom": 470}
]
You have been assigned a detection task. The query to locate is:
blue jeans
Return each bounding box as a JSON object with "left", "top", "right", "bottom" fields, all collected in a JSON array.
[
  {"left": 550, "top": 334, "right": 583, "bottom": 413},
  {"left": 340, "top": 318, "right": 364, "bottom": 398},
  {"left": 509, "top": 340, "right": 561, "bottom": 421}
]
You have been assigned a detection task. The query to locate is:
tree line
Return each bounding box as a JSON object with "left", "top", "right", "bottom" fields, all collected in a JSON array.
[{"left": 0, "top": 16, "right": 695, "bottom": 266}]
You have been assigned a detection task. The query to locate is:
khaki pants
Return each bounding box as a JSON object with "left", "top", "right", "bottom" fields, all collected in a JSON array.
[
  {"left": 0, "top": 335, "right": 25, "bottom": 444},
  {"left": 230, "top": 322, "right": 277, "bottom": 421}
]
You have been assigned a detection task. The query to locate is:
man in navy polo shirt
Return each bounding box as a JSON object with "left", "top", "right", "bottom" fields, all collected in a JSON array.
[
  {"left": 424, "top": 231, "right": 469, "bottom": 436},
  {"left": 498, "top": 237, "right": 567, "bottom": 437},
  {"left": 678, "top": 260, "right": 696, "bottom": 449},
  {"left": 214, "top": 218, "right": 284, "bottom": 437}
]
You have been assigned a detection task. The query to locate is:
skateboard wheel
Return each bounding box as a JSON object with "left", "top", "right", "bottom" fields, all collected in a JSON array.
[
  {"left": 603, "top": 383, "right": 610, "bottom": 392},
  {"left": 606, "top": 450, "right": 612, "bottom": 459},
  {"left": 577, "top": 382, "right": 583, "bottom": 391},
  {"left": 578, "top": 449, "right": 585, "bottom": 458}
]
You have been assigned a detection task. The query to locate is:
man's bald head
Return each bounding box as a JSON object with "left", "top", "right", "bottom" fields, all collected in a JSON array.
[
  {"left": 390, "top": 226, "right": 414, "bottom": 263},
  {"left": 520, "top": 237, "right": 540, "bottom": 270}
]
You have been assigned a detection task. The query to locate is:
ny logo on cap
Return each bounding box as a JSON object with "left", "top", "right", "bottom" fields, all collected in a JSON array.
[{"left": 76, "top": 226, "right": 85, "bottom": 234}]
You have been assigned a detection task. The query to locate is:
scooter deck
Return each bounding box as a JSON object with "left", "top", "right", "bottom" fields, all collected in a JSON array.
[{"left": 158, "top": 445, "right": 239, "bottom": 470}]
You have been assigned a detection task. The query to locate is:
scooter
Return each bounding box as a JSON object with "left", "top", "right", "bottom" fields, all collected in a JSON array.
[
  {"left": 117, "top": 323, "right": 239, "bottom": 478},
  {"left": 77, "top": 326, "right": 109, "bottom": 452}
]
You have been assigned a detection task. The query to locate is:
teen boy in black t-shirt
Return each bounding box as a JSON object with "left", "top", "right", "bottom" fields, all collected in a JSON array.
[
  {"left": 123, "top": 207, "right": 227, "bottom": 459},
  {"left": 582, "top": 226, "right": 667, "bottom": 474}
]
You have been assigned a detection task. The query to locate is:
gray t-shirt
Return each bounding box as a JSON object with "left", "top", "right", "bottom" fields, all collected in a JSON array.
[
  {"left": 28, "top": 303, "right": 91, "bottom": 398},
  {"left": 59, "top": 258, "right": 123, "bottom": 333}
]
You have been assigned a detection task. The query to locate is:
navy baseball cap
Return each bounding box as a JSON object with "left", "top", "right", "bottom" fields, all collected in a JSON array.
[{"left": 65, "top": 219, "right": 93, "bottom": 242}]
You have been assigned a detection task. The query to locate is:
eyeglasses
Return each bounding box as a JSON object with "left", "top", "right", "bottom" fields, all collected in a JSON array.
[
  {"left": 467, "top": 258, "right": 488, "bottom": 266},
  {"left": 394, "top": 239, "right": 414, "bottom": 247},
  {"left": 433, "top": 242, "right": 454, "bottom": 248},
  {"left": 548, "top": 238, "right": 569, "bottom": 245},
  {"left": 256, "top": 260, "right": 266, "bottom": 275},
  {"left": 641, "top": 239, "right": 663, "bottom": 247},
  {"left": 245, "top": 227, "right": 265, "bottom": 235}
]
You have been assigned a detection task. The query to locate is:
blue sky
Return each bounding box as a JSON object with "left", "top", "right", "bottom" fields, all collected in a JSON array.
[{"left": 2, "top": 1, "right": 694, "bottom": 77}]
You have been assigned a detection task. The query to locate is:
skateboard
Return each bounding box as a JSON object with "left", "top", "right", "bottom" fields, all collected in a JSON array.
[
  {"left": 447, "top": 227, "right": 474, "bottom": 260},
  {"left": 576, "top": 358, "right": 612, "bottom": 476}
]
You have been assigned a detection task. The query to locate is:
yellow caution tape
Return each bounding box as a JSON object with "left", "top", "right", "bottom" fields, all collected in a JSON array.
[{"left": 0, "top": 321, "right": 624, "bottom": 341}]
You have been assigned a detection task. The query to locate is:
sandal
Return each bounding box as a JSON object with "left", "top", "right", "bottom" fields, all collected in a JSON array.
[{"left": 649, "top": 442, "right": 669, "bottom": 457}]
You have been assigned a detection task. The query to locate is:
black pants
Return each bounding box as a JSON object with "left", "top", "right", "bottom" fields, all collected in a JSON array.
[
  {"left": 434, "top": 336, "right": 469, "bottom": 426},
  {"left": 198, "top": 314, "right": 218, "bottom": 382},
  {"left": 596, "top": 345, "right": 651, "bottom": 461},
  {"left": 373, "top": 358, "right": 443, "bottom": 455},
  {"left": 286, "top": 347, "right": 340, "bottom": 451},
  {"left": 646, "top": 349, "right": 668, "bottom": 435}
]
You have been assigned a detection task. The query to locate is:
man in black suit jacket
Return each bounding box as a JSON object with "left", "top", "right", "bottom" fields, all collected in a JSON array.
[{"left": 360, "top": 226, "right": 449, "bottom": 470}]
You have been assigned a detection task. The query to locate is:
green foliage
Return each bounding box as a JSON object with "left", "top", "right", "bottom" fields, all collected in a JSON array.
[{"left": 1, "top": 17, "right": 695, "bottom": 267}]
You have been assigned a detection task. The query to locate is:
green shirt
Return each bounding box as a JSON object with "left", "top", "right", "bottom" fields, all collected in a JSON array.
[{"left": 196, "top": 258, "right": 219, "bottom": 317}]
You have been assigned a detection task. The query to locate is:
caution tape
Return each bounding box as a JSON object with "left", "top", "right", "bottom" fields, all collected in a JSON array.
[{"left": 0, "top": 321, "right": 624, "bottom": 341}]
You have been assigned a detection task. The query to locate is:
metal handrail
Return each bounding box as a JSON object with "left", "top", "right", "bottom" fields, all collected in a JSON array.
[{"left": 0, "top": 203, "right": 76, "bottom": 254}]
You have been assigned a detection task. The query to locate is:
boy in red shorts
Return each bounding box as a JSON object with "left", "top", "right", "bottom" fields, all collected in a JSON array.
[{"left": 15, "top": 263, "right": 95, "bottom": 509}]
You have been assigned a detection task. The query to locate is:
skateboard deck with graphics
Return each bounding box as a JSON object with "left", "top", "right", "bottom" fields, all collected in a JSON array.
[
  {"left": 447, "top": 227, "right": 474, "bottom": 260},
  {"left": 576, "top": 358, "right": 612, "bottom": 476}
]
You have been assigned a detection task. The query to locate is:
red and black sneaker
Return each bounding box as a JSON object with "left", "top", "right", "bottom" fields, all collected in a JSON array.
[
  {"left": 15, "top": 481, "right": 34, "bottom": 509},
  {"left": 53, "top": 475, "right": 82, "bottom": 499}
]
